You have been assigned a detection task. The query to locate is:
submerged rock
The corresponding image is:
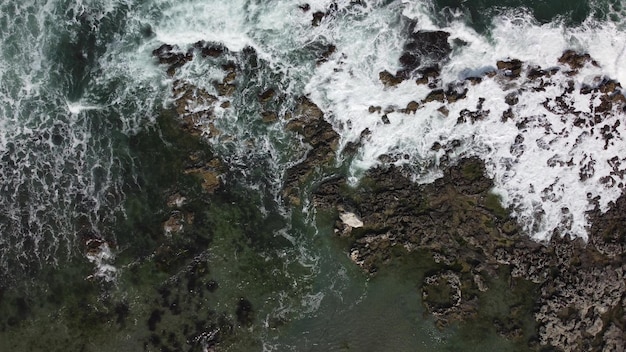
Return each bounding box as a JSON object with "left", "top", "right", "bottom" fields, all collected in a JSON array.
[
  {"left": 398, "top": 29, "right": 451, "bottom": 78},
  {"left": 312, "top": 157, "right": 626, "bottom": 351},
  {"left": 380, "top": 28, "right": 451, "bottom": 86}
]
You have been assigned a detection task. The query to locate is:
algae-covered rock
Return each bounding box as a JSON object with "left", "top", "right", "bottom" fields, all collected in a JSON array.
[
  {"left": 282, "top": 97, "right": 339, "bottom": 206},
  {"left": 312, "top": 156, "right": 626, "bottom": 351}
]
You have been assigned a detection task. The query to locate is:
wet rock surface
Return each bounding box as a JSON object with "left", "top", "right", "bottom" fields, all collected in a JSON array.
[
  {"left": 379, "top": 27, "right": 452, "bottom": 86},
  {"left": 313, "top": 157, "right": 626, "bottom": 351},
  {"left": 282, "top": 97, "right": 339, "bottom": 206},
  {"left": 93, "top": 24, "right": 626, "bottom": 352}
]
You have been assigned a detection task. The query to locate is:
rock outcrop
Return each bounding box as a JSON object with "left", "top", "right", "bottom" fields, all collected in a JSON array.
[
  {"left": 313, "top": 157, "right": 626, "bottom": 351},
  {"left": 282, "top": 97, "right": 339, "bottom": 206}
]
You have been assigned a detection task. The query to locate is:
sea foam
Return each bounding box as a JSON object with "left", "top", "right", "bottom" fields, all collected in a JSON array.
[{"left": 304, "top": 2, "right": 626, "bottom": 241}]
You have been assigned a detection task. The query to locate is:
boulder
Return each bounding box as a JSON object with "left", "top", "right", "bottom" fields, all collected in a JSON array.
[
  {"left": 558, "top": 50, "right": 599, "bottom": 71},
  {"left": 398, "top": 30, "right": 451, "bottom": 78}
]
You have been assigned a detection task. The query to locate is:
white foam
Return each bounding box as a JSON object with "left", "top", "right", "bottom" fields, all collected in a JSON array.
[
  {"left": 66, "top": 101, "right": 103, "bottom": 114},
  {"left": 85, "top": 240, "right": 118, "bottom": 282},
  {"left": 303, "top": 3, "right": 626, "bottom": 241},
  {"left": 151, "top": 0, "right": 252, "bottom": 51}
]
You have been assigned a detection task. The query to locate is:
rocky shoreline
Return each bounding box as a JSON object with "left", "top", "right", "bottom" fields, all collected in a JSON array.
[
  {"left": 3, "top": 3, "right": 626, "bottom": 352},
  {"left": 150, "top": 25, "right": 626, "bottom": 350},
  {"left": 311, "top": 159, "right": 625, "bottom": 351}
]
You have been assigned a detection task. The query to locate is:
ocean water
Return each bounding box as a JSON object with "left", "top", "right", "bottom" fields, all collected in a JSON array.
[{"left": 0, "top": 0, "right": 624, "bottom": 350}]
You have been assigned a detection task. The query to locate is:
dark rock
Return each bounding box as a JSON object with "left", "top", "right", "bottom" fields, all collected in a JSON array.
[
  {"left": 261, "top": 111, "right": 278, "bottom": 123},
  {"left": 445, "top": 83, "right": 468, "bottom": 102},
  {"left": 317, "top": 44, "right": 337, "bottom": 64},
  {"left": 114, "top": 302, "right": 129, "bottom": 326},
  {"left": 312, "top": 154, "right": 626, "bottom": 351},
  {"left": 235, "top": 298, "right": 254, "bottom": 326},
  {"left": 215, "top": 83, "right": 236, "bottom": 96},
  {"left": 423, "top": 89, "right": 445, "bottom": 103},
  {"left": 497, "top": 59, "right": 523, "bottom": 78},
  {"left": 399, "top": 29, "right": 451, "bottom": 78},
  {"left": 501, "top": 108, "right": 515, "bottom": 122},
  {"left": 152, "top": 44, "right": 193, "bottom": 76},
  {"left": 379, "top": 70, "right": 403, "bottom": 87},
  {"left": 558, "top": 50, "right": 599, "bottom": 71},
  {"left": 415, "top": 65, "right": 441, "bottom": 85},
  {"left": 283, "top": 97, "right": 339, "bottom": 205},
  {"left": 505, "top": 92, "right": 519, "bottom": 106},
  {"left": 206, "top": 280, "right": 219, "bottom": 292},
  {"left": 368, "top": 105, "right": 381, "bottom": 114},
  {"left": 399, "top": 52, "right": 420, "bottom": 71},
  {"left": 402, "top": 101, "right": 420, "bottom": 114},
  {"left": 457, "top": 107, "right": 490, "bottom": 124},
  {"left": 148, "top": 309, "right": 163, "bottom": 331},
  {"left": 312, "top": 11, "right": 325, "bottom": 26},
  {"left": 527, "top": 66, "right": 547, "bottom": 80},
  {"left": 407, "top": 30, "right": 451, "bottom": 61},
  {"left": 465, "top": 76, "right": 483, "bottom": 85},
  {"left": 193, "top": 41, "right": 228, "bottom": 58},
  {"left": 527, "top": 66, "right": 558, "bottom": 80}
]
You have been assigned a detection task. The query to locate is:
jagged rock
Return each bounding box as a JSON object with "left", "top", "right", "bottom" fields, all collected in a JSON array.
[
  {"left": 152, "top": 44, "right": 193, "bottom": 76},
  {"left": 166, "top": 193, "right": 187, "bottom": 208},
  {"left": 401, "top": 101, "right": 420, "bottom": 114},
  {"left": 184, "top": 168, "right": 220, "bottom": 193},
  {"left": 399, "top": 29, "right": 451, "bottom": 78},
  {"left": 171, "top": 81, "right": 219, "bottom": 136},
  {"left": 312, "top": 11, "right": 325, "bottom": 26},
  {"left": 423, "top": 89, "right": 445, "bottom": 103},
  {"left": 497, "top": 59, "right": 523, "bottom": 78},
  {"left": 465, "top": 76, "right": 483, "bottom": 85},
  {"left": 422, "top": 271, "right": 472, "bottom": 324},
  {"left": 415, "top": 65, "right": 441, "bottom": 85},
  {"left": 317, "top": 44, "right": 336, "bottom": 64},
  {"left": 193, "top": 41, "right": 228, "bottom": 58},
  {"left": 258, "top": 88, "right": 275, "bottom": 103},
  {"left": 368, "top": 105, "right": 382, "bottom": 113},
  {"left": 312, "top": 156, "right": 626, "bottom": 351},
  {"left": 282, "top": 97, "right": 339, "bottom": 205},
  {"left": 558, "top": 50, "right": 599, "bottom": 71},
  {"left": 163, "top": 211, "right": 185, "bottom": 235},
  {"left": 379, "top": 70, "right": 403, "bottom": 87},
  {"left": 445, "top": 83, "right": 468, "bottom": 102},
  {"left": 527, "top": 65, "right": 559, "bottom": 80},
  {"left": 505, "top": 92, "right": 519, "bottom": 106},
  {"left": 215, "top": 83, "right": 236, "bottom": 96}
]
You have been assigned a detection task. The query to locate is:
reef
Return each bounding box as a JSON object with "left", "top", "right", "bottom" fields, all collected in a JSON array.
[
  {"left": 297, "top": 32, "right": 626, "bottom": 350},
  {"left": 150, "top": 27, "right": 626, "bottom": 351}
]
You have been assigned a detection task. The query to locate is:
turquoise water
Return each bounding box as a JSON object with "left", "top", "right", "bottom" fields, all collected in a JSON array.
[{"left": 0, "top": 0, "right": 624, "bottom": 350}]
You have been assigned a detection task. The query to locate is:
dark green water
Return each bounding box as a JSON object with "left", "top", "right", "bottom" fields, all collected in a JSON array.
[{"left": 0, "top": 0, "right": 621, "bottom": 350}]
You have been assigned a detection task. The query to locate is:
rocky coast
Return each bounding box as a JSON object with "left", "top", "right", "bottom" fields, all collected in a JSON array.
[{"left": 148, "top": 18, "right": 626, "bottom": 349}]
